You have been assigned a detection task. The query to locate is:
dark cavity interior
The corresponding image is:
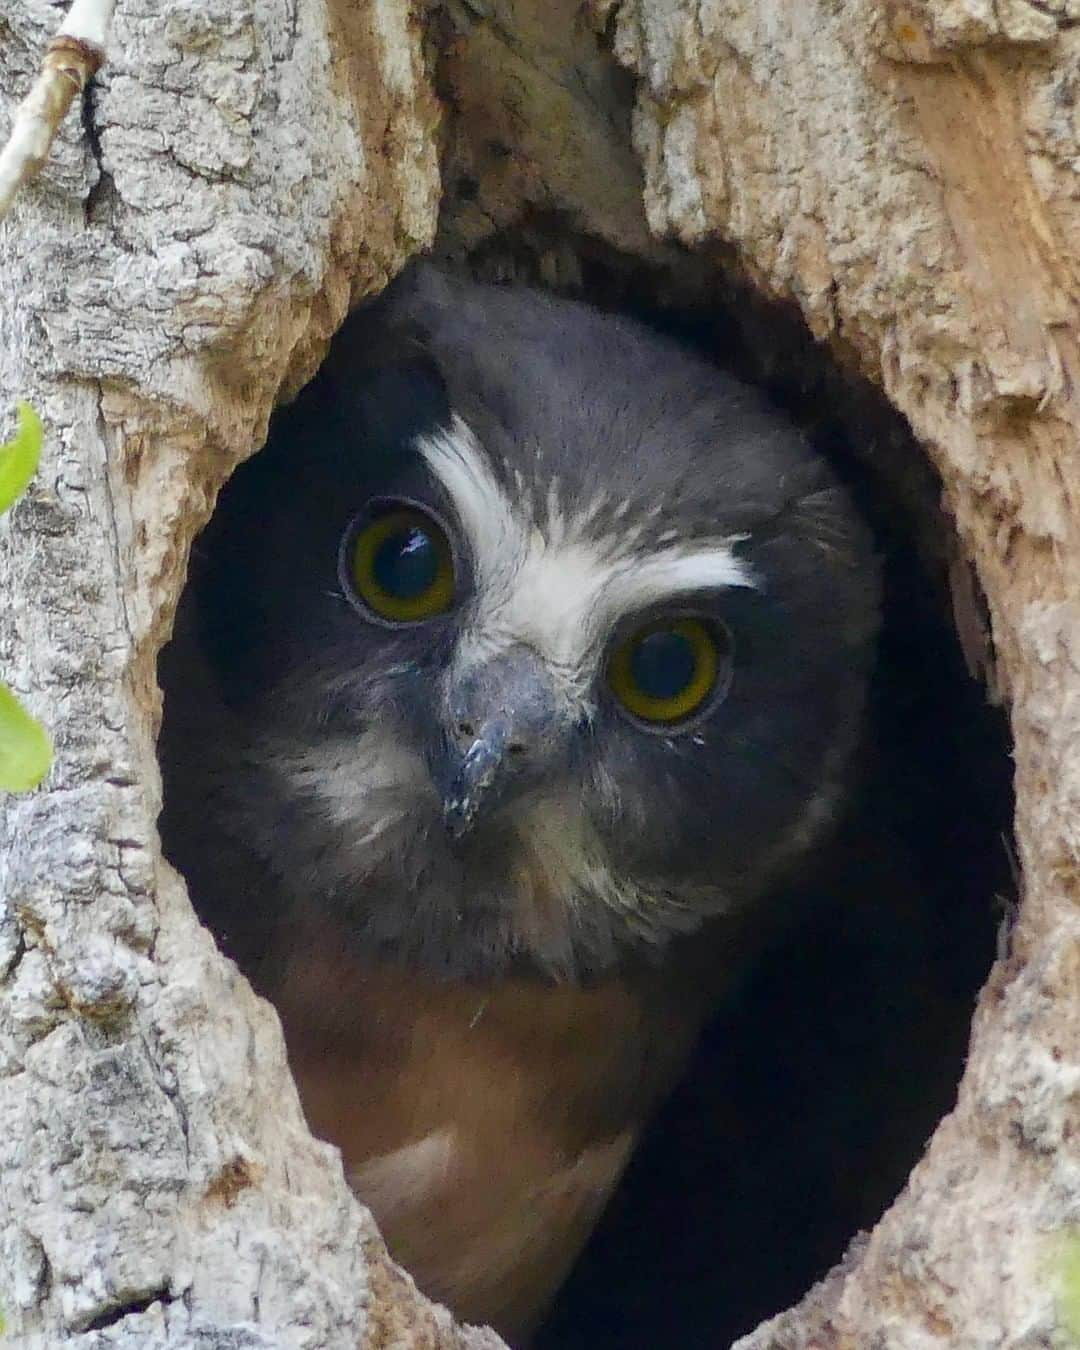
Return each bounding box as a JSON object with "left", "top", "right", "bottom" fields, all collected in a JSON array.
[{"left": 159, "top": 247, "right": 1014, "bottom": 1348}]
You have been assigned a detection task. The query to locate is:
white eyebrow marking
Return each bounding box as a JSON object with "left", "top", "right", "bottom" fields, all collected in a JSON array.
[
  {"left": 604, "top": 549, "right": 753, "bottom": 614},
  {"left": 417, "top": 418, "right": 515, "bottom": 593},
  {"left": 418, "top": 416, "right": 757, "bottom": 697}
]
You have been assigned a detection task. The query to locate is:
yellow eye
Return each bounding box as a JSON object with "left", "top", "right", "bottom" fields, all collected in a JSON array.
[
  {"left": 344, "top": 503, "right": 455, "bottom": 623},
  {"left": 608, "top": 617, "right": 726, "bottom": 725}
]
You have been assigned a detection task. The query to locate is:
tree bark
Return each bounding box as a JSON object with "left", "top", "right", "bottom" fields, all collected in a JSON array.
[{"left": 0, "top": 0, "right": 1077, "bottom": 1347}]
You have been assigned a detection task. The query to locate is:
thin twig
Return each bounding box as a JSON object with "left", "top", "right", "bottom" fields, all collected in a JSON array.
[{"left": 0, "top": 0, "right": 116, "bottom": 222}]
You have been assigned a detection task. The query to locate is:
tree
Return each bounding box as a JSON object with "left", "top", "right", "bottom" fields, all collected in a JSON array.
[{"left": 0, "top": 0, "right": 1076, "bottom": 1345}]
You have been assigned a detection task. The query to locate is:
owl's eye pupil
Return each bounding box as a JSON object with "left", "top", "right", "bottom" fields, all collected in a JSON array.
[
  {"left": 342, "top": 501, "right": 456, "bottom": 625},
  {"left": 373, "top": 526, "right": 439, "bottom": 600},
  {"left": 629, "top": 629, "right": 696, "bottom": 700},
  {"left": 608, "top": 615, "right": 729, "bottom": 727}
]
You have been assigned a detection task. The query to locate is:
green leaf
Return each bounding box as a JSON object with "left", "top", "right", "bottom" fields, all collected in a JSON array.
[
  {"left": 0, "top": 682, "right": 52, "bottom": 792},
  {"left": 1063, "top": 1233, "right": 1080, "bottom": 1344},
  {"left": 0, "top": 401, "right": 43, "bottom": 515}
]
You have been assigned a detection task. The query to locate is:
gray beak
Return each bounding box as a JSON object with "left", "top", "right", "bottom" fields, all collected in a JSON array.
[
  {"left": 443, "top": 719, "right": 513, "bottom": 840},
  {"left": 440, "top": 645, "right": 570, "bottom": 840}
]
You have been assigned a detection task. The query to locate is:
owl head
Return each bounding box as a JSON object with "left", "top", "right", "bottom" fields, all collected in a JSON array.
[{"left": 188, "top": 265, "right": 878, "bottom": 981}]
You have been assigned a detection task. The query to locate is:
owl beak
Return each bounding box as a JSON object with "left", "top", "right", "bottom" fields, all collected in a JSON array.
[
  {"left": 441, "top": 646, "right": 566, "bottom": 840},
  {"left": 443, "top": 719, "right": 513, "bottom": 840}
]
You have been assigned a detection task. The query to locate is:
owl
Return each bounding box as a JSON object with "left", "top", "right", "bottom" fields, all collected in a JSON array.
[{"left": 159, "top": 263, "right": 878, "bottom": 1344}]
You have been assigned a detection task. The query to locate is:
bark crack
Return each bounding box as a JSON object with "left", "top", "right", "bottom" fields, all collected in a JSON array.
[
  {"left": 80, "top": 72, "right": 111, "bottom": 225},
  {"left": 78, "top": 1284, "right": 175, "bottom": 1333}
]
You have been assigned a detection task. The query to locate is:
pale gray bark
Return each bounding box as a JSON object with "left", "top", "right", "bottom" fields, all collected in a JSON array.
[{"left": 1, "top": 0, "right": 1077, "bottom": 1347}]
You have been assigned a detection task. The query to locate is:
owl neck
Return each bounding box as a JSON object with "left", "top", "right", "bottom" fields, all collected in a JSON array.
[{"left": 217, "top": 743, "right": 730, "bottom": 984}]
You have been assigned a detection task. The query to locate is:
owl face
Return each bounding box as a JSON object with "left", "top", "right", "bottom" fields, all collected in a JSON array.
[{"left": 195, "top": 266, "right": 878, "bottom": 980}]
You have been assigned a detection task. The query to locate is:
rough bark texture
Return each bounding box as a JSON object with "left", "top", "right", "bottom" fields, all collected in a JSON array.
[{"left": 0, "top": 0, "right": 1077, "bottom": 1347}]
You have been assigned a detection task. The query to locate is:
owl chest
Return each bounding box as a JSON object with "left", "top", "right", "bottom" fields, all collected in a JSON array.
[{"left": 272, "top": 950, "right": 698, "bottom": 1338}]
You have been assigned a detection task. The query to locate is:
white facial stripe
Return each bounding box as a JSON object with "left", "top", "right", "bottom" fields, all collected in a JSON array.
[
  {"left": 417, "top": 417, "right": 520, "bottom": 593},
  {"left": 603, "top": 548, "right": 754, "bottom": 618},
  {"left": 417, "top": 417, "right": 757, "bottom": 692}
]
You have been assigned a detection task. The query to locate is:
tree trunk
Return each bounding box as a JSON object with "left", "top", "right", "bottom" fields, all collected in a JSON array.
[{"left": 0, "top": 1, "right": 1076, "bottom": 1347}]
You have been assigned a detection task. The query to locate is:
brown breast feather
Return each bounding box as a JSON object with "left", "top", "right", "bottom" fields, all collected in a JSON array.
[{"left": 274, "top": 945, "right": 700, "bottom": 1342}]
